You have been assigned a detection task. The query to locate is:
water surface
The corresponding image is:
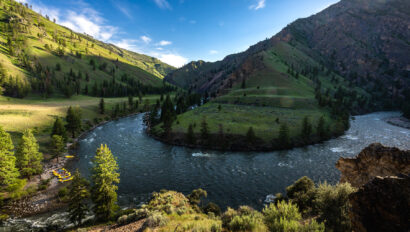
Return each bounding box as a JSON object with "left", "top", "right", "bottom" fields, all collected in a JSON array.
[{"left": 74, "top": 111, "right": 410, "bottom": 209}]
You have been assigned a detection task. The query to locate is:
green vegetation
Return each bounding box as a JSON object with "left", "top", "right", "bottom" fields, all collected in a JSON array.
[
  {"left": 91, "top": 144, "right": 120, "bottom": 221},
  {"left": 15, "top": 129, "right": 43, "bottom": 178},
  {"left": 0, "top": 0, "right": 176, "bottom": 100},
  {"left": 0, "top": 126, "right": 20, "bottom": 189},
  {"left": 68, "top": 170, "right": 90, "bottom": 226}
]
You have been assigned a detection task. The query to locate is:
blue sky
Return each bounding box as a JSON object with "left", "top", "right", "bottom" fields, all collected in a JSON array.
[{"left": 20, "top": 0, "right": 339, "bottom": 67}]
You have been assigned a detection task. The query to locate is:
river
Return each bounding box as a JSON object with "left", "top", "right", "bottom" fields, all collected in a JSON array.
[{"left": 2, "top": 111, "right": 409, "bottom": 231}]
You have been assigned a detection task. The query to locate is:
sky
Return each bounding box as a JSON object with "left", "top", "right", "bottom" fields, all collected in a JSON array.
[{"left": 19, "top": 0, "right": 339, "bottom": 67}]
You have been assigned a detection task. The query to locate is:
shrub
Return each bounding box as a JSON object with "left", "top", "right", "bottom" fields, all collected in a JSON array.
[
  {"left": 222, "top": 206, "right": 264, "bottom": 232},
  {"left": 314, "top": 182, "right": 355, "bottom": 232},
  {"left": 286, "top": 176, "right": 317, "bottom": 215},
  {"left": 210, "top": 223, "right": 222, "bottom": 232},
  {"left": 263, "top": 201, "right": 324, "bottom": 232},
  {"left": 144, "top": 212, "right": 169, "bottom": 228},
  {"left": 203, "top": 202, "right": 221, "bottom": 216}
]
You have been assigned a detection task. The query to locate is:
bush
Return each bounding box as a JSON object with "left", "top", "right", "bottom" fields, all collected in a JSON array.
[
  {"left": 286, "top": 176, "right": 317, "bottom": 215},
  {"left": 203, "top": 202, "right": 221, "bottom": 216},
  {"left": 222, "top": 206, "right": 264, "bottom": 232},
  {"left": 314, "top": 182, "right": 355, "bottom": 232},
  {"left": 58, "top": 186, "right": 69, "bottom": 201},
  {"left": 263, "top": 201, "right": 324, "bottom": 232},
  {"left": 144, "top": 212, "right": 169, "bottom": 228}
]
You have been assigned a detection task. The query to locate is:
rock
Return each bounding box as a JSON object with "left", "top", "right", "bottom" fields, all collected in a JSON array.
[
  {"left": 349, "top": 175, "right": 410, "bottom": 232},
  {"left": 336, "top": 143, "right": 410, "bottom": 188}
]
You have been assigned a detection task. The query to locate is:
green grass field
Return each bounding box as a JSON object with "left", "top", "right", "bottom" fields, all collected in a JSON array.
[{"left": 0, "top": 94, "right": 163, "bottom": 153}]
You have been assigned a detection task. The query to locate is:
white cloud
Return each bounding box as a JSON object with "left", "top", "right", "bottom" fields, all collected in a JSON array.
[
  {"left": 209, "top": 50, "right": 218, "bottom": 55},
  {"left": 60, "top": 10, "right": 117, "bottom": 41},
  {"left": 140, "top": 36, "right": 152, "bottom": 44},
  {"left": 156, "top": 47, "right": 164, "bottom": 50},
  {"left": 157, "top": 53, "right": 187, "bottom": 67},
  {"left": 153, "top": 0, "right": 172, "bottom": 10},
  {"left": 113, "top": 39, "right": 139, "bottom": 51},
  {"left": 114, "top": 3, "right": 133, "bottom": 20},
  {"left": 157, "top": 40, "right": 172, "bottom": 46},
  {"left": 249, "top": 0, "right": 266, "bottom": 10}
]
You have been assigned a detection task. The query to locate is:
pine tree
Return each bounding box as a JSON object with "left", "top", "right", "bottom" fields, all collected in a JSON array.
[
  {"left": 16, "top": 130, "right": 43, "bottom": 178},
  {"left": 51, "top": 118, "right": 67, "bottom": 141},
  {"left": 200, "top": 118, "right": 209, "bottom": 143},
  {"left": 278, "top": 123, "right": 290, "bottom": 148},
  {"left": 68, "top": 170, "right": 90, "bottom": 226},
  {"left": 66, "top": 106, "right": 82, "bottom": 138},
  {"left": 301, "top": 116, "right": 312, "bottom": 139},
  {"left": 128, "top": 96, "right": 133, "bottom": 109},
  {"left": 317, "top": 116, "right": 326, "bottom": 139},
  {"left": 51, "top": 135, "right": 65, "bottom": 162},
  {"left": 246, "top": 127, "right": 257, "bottom": 145},
  {"left": 91, "top": 144, "right": 120, "bottom": 221},
  {"left": 0, "top": 126, "right": 20, "bottom": 188},
  {"left": 186, "top": 124, "right": 196, "bottom": 144},
  {"left": 99, "top": 98, "right": 105, "bottom": 114}
]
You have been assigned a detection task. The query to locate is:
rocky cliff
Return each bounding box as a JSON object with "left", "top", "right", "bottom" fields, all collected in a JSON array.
[
  {"left": 336, "top": 143, "right": 410, "bottom": 187},
  {"left": 336, "top": 143, "right": 410, "bottom": 232},
  {"left": 349, "top": 175, "right": 410, "bottom": 232}
]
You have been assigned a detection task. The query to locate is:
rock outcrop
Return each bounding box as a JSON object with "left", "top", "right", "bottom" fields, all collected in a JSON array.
[
  {"left": 336, "top": 143, "right": 410, "bottom": 188},
  {"left": 349, "top": 175, "right": 410, "bottom": 232}
]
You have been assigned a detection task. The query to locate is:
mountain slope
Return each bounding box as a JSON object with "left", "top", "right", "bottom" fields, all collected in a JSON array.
[
  {"left": 0, "top": 0, "right": 175, "bottom": 98},
  {"left": 165, "top": 0, "right": 409, "bottom": 110}
]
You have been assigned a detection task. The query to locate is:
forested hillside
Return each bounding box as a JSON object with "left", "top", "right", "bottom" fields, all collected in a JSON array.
[{"left": 0, "top": 0, "right": 175, "bottom": 99}]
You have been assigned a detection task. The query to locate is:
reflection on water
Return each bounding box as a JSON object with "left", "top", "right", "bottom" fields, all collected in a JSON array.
[{"left": 72, "top": 111, "right": 409, "bottom": 209}]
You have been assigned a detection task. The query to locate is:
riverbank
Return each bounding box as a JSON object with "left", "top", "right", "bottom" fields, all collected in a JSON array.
[
  {"left": 2, "top": 112, "right": 142, "bottom": 218},
  {"left": 145, "top": 114, "right": 346, "bottom": 152},
  {"left": 384, "top": 115, "right": 410, "bottom": 129}
]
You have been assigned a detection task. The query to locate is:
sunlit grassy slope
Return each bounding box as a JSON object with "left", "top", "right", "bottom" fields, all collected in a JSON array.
[{"left": 0, "top": 0, "right": 174, "bottom": 91}]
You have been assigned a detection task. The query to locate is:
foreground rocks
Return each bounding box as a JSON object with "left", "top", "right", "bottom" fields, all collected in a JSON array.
[
  {"left": 349, "top": 175, "right": 410, "bottom": 232},
  {"left": 336, "top": 143, "right": 410, "bottom": 188},
  {"left": 336, "top": 143, "right": 410, "bottom": 232}
]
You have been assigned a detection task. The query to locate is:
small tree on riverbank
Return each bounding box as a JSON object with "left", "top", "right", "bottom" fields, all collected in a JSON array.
[
  {"left": 246, "top": 127, "right": 257, "bottom": 145},
  {"left": 0, "top": 126, "right": 20, "bottom": 189},
  {"left": 186, "top": 124, "right": 196, "bottom": 144},
  {"left": 278, "top": 123, "right": 290, "bottom": 148},
  {"left": 51, "top": 117, "right": 67, "bottom": 141},
  {"left": 317, "top": 116, "right": 326, "bottom": 139},
  {"left": 91, "top": 144, "right": 120, "bottom": 221},
  {"left": 68, "top": 170, "right": 90, "bottom": 226},
  {"left": 16, "top": 129, "right": 43, "bottom": 178},
  {"left": 301, "top": 116, "right": 312, "bottom": 140},
  {"left": 200, "top": 118, "right": 209, "bottom": 143},
  {"left": 66, "top": 106, "right": 82, "bottom": 138},
  {"left": 51, "top": 135, "right": 65, "bottom": 162},
  {"left": 99, "top": 98, "right": 105, "bottom": 114}
]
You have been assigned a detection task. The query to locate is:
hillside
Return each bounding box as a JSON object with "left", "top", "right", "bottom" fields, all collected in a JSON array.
[
  {"left": 166, "top": 0, "right": 409, "bottom": 110},
  {"left": 0, "top": 0, "right": 175, "bottom": 99},
  {"left": 157, "top": 0, "right": 409, "bottom": 150}
]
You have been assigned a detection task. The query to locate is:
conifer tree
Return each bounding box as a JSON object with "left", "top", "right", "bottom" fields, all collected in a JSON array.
[
  {"left": 91, "top": 144, "right": 120, "bottom": 221},
  {"left": 186, "top": 124, "right": 196, "bottom": 144},
  {"left": 246, "top": 127, "right": 257, "bottom": 145},
  {"left": 66, "top": 106, "right": 82, "bottom": 138},
  {"left": 16, "top": 129, "right": 43, "bottom": 178},
  {"left": 68, "top": 170, "right": 90, "bottom": 226},
  {"left": 317, "top": 116, "right": 326, "bottom": 139},
  {"left": 0, "top": 126, "right": 20, "bottom": 188},
  {"left": 301, "top": 116, "right": 312, "bottom": 139},
  {"left": 99, "top": 98, "right": 105, "bottom": 114},
  {"left": 51, "top": 117, "right": 67, "bottom": 141},
  {"left": 51, "top": 135, "right": 65, "bottom": 162},
  {"left": 278, "top": 123, "right": 290, "bottom": 148},
  {"left": 200, "top": 118, "right": 209, "bottom": 143}
]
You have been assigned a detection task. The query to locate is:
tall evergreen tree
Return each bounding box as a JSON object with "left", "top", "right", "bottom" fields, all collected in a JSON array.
[
  {"left": 0, "top": 126, "right": 20, "bottom": 188},
  {"left": 200, "top": 118, "right": 209, "bottom": 143},
  {"left": 51, "top": 117, "right": 67, "bottom": 141},
  {"left": 51, "top": 135, "right": 65, "bottom": 162},
  {"left": 278, "top": 123, "right": 290, "bottom": 148},
  {"left": 128, "top": 95, "right": 133, "bottom": 109},
  {"left": 68, "top": 170, "right": 90, "bottom": 226},
  {"left": 317, "top": 116, "right": 326, "bottom": 139},
  {"left": 99, "top": 98, "right": 105, "bottom": 114},
  {"left": 246, "top": 127, "right": 257, "bottom": 145},
  {"left": 186, "top": 124, "right": 196, "bottom": 144},
  {"left": 91, "top": 144, "right": 120, "bottom": 221},
  {"left": 16, "top": 130, "right": 43, "bottom": 178},
  {"left": 66, "top": 106, "right": 82, "bottom": 138},
  {"left": 301, "top": 116, "right": 312, "bottom": 139}
]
